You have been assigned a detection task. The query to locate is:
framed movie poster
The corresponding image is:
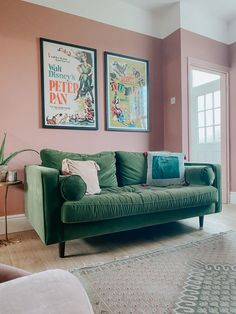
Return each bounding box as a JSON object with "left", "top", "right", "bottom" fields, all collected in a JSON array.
[
  {"left": 105, "top": 52, "right": 149, "bottom": 132},
  {"left": 40, "top": 38, "right": 98, "bottom": 130}
]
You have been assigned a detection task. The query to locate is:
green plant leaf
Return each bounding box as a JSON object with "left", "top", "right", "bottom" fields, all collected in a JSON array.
[
  {"left": 2, "top": 149, "right": 39, "bottom": 165},
  {"left": 0, "top": 133, "right": 6, "bottom": 164}
]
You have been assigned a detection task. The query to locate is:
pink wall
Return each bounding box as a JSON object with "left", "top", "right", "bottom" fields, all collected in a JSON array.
[
  {"left": 1, "top": 1, "right": 236, "bottom": 217},
  {"left": 162, "top": 29, "right": 228, "bottom": 154},
  {"left": 162, "top": 30, "right": 182, "bottom": 152},
  {"left": 229, "top": 43, "right": 236, "bottom": 191},
  {"left": 180, "top": 29, "right": 229, "bottom": 158},
  {"left": 163, "top": 28, "right": 234, "bottom": 194},
  {"left": 0, "top": 0, "right": 163, "bottom": 216}
]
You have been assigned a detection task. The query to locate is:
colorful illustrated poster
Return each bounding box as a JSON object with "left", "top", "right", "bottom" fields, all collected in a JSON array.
[
  {"left": 40, "top": 38, "right": 98, "bottom": 130},
  {"left": 105, "top": 52, "right": 149, "bottom": 132}
]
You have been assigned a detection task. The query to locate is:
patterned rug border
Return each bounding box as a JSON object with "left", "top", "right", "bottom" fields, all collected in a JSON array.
[{"left": 71, "top": 230, "right": 235, "bottom": 275}]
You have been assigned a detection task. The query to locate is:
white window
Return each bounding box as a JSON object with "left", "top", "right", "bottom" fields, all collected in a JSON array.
[{"left": 197, "top": 91, "right": 221, "bottom": 144}]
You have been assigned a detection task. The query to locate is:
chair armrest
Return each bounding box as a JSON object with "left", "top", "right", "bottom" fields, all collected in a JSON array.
[
  {"left": 185, "top": 162, "right": 222, "bottom": 213},
  {"left": 0, "top": 264, "right": 31, "bottom": 283},
  {"left": 25, "top": 165, "right": 64, "bottom": 244}
]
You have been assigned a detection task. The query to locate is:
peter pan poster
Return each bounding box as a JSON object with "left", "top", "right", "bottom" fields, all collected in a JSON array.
[
  {"left": 40, "top": 38, "right": 98, "bottom": 129},
  {"left": 105, "top": 52, "right": 149, "bottom": 132}
]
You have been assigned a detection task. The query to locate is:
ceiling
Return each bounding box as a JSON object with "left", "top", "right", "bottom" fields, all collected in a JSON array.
[
  {"left": 120, "top": 0, "right": 236, "bottom": 22},
  {"left": 120, "top": 0, "right": 179, "bottom": 11}
]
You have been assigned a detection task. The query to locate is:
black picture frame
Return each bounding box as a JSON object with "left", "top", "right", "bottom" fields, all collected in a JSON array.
[
  {"left": 40, "top": 38, "right": 98, "bottom": 130},
  {"left": 104, "top": 51, "right": 149, "bottom": 132}
]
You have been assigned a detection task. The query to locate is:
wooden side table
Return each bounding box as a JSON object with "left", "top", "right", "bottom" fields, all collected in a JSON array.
[{"left": 0, "top": 180, "right": 22, "bottom": 245}]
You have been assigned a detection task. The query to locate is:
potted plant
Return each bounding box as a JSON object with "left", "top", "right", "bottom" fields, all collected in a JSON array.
[{"left": 0, "top": 133, "right": 38, "bottom": 182}]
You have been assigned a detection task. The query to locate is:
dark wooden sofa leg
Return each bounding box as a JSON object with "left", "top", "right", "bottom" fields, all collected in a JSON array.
[
  {"left": 199, "top": 216, "right": 204, "bottom": 229},
  {"left": 59, "top": 242, "right": 65, "bottom": 258}
]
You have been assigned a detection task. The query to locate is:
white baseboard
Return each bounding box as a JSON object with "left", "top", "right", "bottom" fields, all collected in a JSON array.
[
  {"left": 230, "top": 192, "right": 236, "bottom": 204},
  {"left": 0, "top": 214, "right": 32, "bottom": 235}
]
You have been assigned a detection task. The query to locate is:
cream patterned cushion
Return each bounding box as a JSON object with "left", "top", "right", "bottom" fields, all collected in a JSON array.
[{"left": 62, "top": 159, "right": 101, "bottom": 195}]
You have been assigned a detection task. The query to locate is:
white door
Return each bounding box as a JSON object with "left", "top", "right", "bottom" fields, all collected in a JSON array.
[{"left": 189, "top": 67, "right": 228, "bottom": 203}]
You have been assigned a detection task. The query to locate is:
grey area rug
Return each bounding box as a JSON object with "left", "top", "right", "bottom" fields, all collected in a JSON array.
[{"left": 71, "top": 231, "right": 236, "bottom": 314}]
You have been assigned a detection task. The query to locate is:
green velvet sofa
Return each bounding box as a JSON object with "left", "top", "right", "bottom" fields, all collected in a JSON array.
[{"left": 25, "top": 149, "right": 221, "bottom": 257}]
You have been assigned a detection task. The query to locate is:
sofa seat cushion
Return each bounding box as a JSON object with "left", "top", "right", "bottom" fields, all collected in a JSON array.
[{"left": 61, "top": 185, "right": 218, "bottom": 223}]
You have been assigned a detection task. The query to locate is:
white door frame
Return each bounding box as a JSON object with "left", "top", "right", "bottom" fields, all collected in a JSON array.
[{"left": 187, "top": 57, "right": 230, "bottom": 203}]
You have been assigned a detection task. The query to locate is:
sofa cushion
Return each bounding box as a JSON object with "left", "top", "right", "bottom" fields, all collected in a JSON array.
[
  {"left": 147, "top": 152, "right": 185, "bottom": 186},
  {"left": 185, "top": 166, "right": 215, "bottom": 186},
  {"left": 116, "top": 151, "right": 147, "bottom": 186},
  {"left": 40, "top": 149, "right": 117, "bottom": 188},
  {"left": 62, "top": 159, "right": 101, "bottom": 195},
  {"left": 60, "top": 175, "right": 87, "bottom": 201},
  {"left": 61, "top": 185, "right": 218, "bottom": 223}
]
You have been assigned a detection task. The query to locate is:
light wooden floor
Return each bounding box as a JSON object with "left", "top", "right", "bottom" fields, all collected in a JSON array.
[{"left": 0, "top": 204, "right": 235, "bottom": 273}]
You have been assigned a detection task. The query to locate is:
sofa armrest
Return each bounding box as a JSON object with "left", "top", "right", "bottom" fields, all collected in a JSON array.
[
  {"left": 25, "top": 165, "right": 64, "bottom": 245},
  {"left": 185, "top": 162, "right": 221, "bottom": 213}
]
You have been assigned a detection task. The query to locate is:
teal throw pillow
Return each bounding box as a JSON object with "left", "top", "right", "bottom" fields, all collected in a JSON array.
[
  {"left": 60, "top": 175, "right": 87, "bottom": 201},
  {"left": 147, "top": 152, "right": 185, "bottom": 186}
]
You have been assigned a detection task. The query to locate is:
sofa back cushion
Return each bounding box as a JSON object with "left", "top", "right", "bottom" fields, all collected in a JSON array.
[
  {"left": 116, "top": 151, "right": 147, "bottom": 186},
  {"left": 40, "top": 149, "right": 118, "bottom": 188}
]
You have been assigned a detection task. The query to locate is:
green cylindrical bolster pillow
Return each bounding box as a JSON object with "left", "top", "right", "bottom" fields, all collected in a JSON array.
[
  {"left": 185, "top": 166, "right": 215, "bottom": 186},
  {"left": 60, "top": 175, "right": 87, "bottom": 201}
]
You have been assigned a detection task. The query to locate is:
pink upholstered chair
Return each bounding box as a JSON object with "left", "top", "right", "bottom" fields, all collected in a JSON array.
[{"left": 0, "top": 264, "right": 94, "bottom": 314}]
